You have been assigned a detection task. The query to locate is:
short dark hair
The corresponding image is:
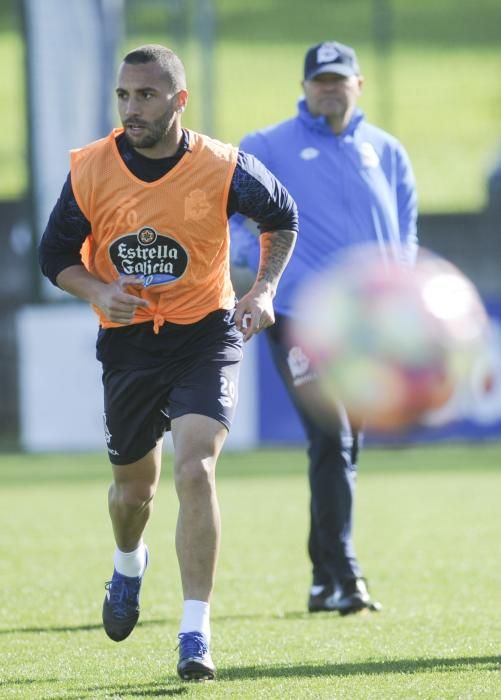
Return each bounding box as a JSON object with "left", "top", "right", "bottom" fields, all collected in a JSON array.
[{"left": 123, "top": 44, "right": 186, "bottom": 91}]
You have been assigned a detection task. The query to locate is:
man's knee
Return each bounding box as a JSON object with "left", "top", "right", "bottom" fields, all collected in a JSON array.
[
  {"left": 175, "top": 459, "right": 215, "bottom": 493},
  {"left": 109, "top": 480, "right": 156, "bottom": 512}
]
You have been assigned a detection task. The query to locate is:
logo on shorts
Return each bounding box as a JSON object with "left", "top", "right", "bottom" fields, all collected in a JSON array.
[
  {"left": 109, "top": 226, "right": 189, "bottom": 287},
  {"left": 103, "top": 413, "right": 119, "bottom": 456},
  {"left": 218, "top": 376, "right": 236, "bottom": 408},
  {"left": 103, "top": 413, "right": 112, "bottom": 444}
]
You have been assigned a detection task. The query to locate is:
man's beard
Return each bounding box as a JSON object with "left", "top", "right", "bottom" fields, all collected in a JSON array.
[{"left": 124, "top": 113, "right": 173, "bottom": 150}]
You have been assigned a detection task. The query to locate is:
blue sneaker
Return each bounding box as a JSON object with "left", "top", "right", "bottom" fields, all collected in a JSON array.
[
  {"left": 177, "top": 631, "right": 216, "bottom": 681},
  {"left": 102, "top": 547, "right": 148, "bottom": 642}
]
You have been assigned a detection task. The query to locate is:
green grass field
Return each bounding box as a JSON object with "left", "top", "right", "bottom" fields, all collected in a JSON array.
[{"left": 1, "top": 444, "right": 500, "bottom": 698}]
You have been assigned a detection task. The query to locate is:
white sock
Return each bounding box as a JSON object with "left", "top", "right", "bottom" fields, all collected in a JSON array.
[
  {"left": 179, "top": 600, "right": 211, "bottom": 642},
  {"left": 311, "top": 585, "right": 326, "bottom": 596},
  {"left": 113, "top": 542, "right": 147, "bottom": 578}
]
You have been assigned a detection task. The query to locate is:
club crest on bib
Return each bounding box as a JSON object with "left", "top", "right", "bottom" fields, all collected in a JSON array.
[
  {"left": 109, "top": 226, "right": 189, "bottom": 287},
  {"left": 185, "top": 189, "right": 211, "bottom": 221}
]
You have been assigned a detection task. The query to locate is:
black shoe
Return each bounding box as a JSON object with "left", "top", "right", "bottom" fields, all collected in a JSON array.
[
  {"left": 308, "top": 578, "right": 382, "bottom": 615},
  {"left": 308, "top": 584, "right": 337, "bottom": 612},
  {"left": 336, "top": 578, "right": 382, "bottom": 616}
]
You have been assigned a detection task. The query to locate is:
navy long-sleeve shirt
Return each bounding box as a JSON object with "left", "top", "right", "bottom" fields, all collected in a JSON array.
[{"left": 39, "top": 129, "right": 298, "bottom": 286}]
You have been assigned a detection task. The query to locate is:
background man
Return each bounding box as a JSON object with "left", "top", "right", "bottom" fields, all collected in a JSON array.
[
  {"left": 39, "top": 44, "right": 297, "bottom": 681},
  {"left": 230, "top": 40, "right": 417, "bottom": 615}
]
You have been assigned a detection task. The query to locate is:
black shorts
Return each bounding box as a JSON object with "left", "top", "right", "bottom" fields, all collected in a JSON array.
[{"left": 96, "top": 309, "right": 243, "bottom": 465}]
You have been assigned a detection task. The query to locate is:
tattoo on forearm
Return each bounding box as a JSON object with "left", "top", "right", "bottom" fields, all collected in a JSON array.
[{"left": 257, "top": 230, "right": 296, "bottom": 286}]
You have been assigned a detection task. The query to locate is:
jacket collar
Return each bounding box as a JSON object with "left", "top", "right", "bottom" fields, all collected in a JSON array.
[{"left": 297, "top": 97, "right": 364, "bottom": 136}]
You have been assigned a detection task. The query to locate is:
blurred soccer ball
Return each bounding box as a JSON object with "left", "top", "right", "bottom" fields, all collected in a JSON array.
[{"left": 290, "top": 245, "right": 489, "bottom": 431}]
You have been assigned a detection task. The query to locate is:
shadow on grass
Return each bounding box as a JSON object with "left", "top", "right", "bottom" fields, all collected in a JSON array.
[
  {"left": 213, "top": 609, "right": 373, "bottom": 621},
  {"left": 0, "top": 618, "right": 168, "bottom": 635},
  {"left": 1, "top": 611, "right": 311, "bottom": 635},
  {"left": 4, "top": 656, "right": 499, "bottom": 698},
  {"left": 213, "top": 610, "right": 311, "bottom": 622},
  {"left": 0, "top": 678, "right": 59, "bottom": 687},
  {"left": 49, "top": 685, "right": 188, "bottom": 699},
  {"left": 0, "top": 671, "right": 189, "bottom": 698},
  {"left": 3, "top": 682, "right": 188, "bottom": 699},
  {"left": 220, "top": 655, "right": 501, "bottom": 680}
]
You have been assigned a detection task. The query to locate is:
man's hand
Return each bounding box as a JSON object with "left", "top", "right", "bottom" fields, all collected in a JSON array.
[
  {"left": 233, "top": 228, "right": 296, "bottom": 341},
  {"left": 234, "top": 280, "right": 275, "bottom": 341},
  {"left": 56, "top": 266, "right": 149, "bottom": 324},
  {"left": 94, "top": 275, "right": 149, "bottom": 324}
]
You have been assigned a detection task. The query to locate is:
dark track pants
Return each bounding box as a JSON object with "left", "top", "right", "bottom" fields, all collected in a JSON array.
[{"left": 266, "top": 314, "right": 363, "bottom": 586}]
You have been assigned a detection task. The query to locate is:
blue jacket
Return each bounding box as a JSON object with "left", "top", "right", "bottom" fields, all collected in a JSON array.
[{"left": 230, "top": 98, "right": 418, "bottom": 317}]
